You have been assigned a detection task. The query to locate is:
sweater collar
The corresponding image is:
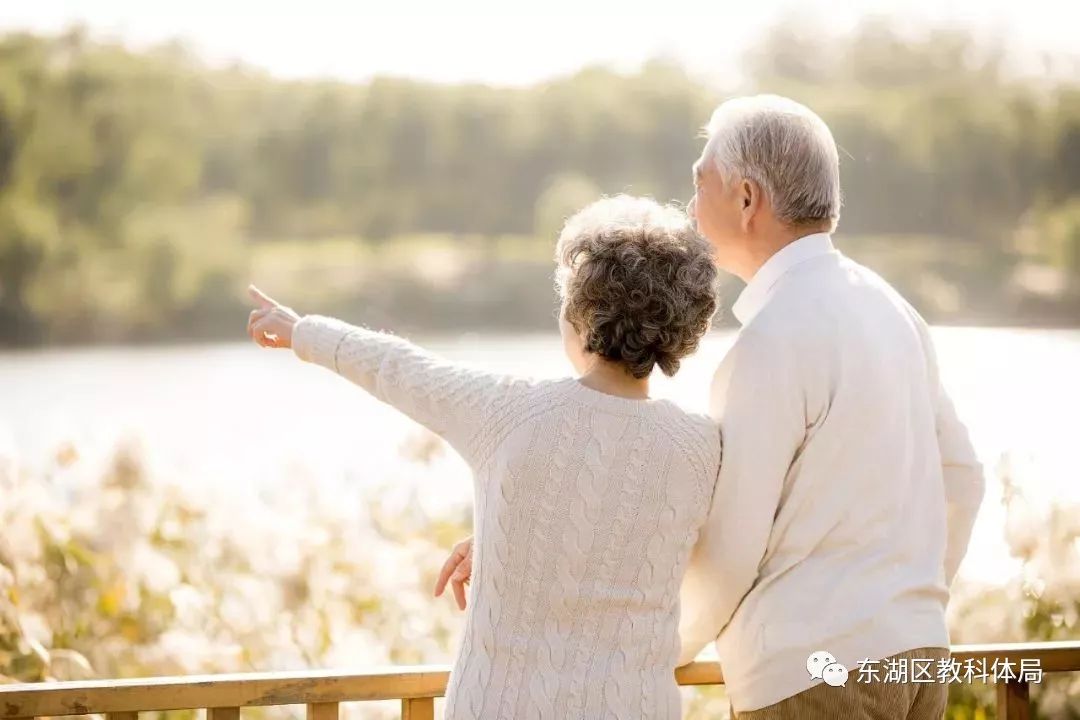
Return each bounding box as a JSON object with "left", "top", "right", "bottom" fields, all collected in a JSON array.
[{"left": 732, "top": 232, "right": 836, "bottom": 326}]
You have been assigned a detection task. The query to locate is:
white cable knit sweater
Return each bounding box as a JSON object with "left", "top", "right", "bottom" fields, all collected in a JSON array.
[{"left": 292, "top": 316, "right": 723, "bottom": 720}]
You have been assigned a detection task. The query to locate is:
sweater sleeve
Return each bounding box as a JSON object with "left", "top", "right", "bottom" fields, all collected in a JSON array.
[
  {"left": 677, "top": 476, "right": 728, "bottom": 666},
  {"left": 920, "top": 330, "right": 985, "bottom": 585},
  {"left": 677, "top": 328, "right": 806, "bottom": 666},
  {"left": 292, "top": 314, "right": 520, "bottom": 468},
  {"left": 936, "top": 383, "right": 985, "bottom": 585},
  {"left": 908, "top": 309, "right": 986, "bottom": 586}
]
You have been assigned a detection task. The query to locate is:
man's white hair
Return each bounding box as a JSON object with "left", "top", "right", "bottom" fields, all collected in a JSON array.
[{"left": 703, "top": 94, "right": 841, "bottom": 231}]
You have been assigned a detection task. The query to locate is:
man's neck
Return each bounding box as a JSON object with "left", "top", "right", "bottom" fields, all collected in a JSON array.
[{"left": 736, "top": 225, "right": 829, "bottom": 282}]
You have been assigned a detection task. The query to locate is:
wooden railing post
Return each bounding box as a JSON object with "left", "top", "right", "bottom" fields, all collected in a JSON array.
[
  {"left": 306, "top": 702, "right": 338, "bottom": 720},
  {"left": 401, "top": 697, "right": 434, "bottom": 720},
  {"left": 108, "top": 713, "right": 138, "bottom": 720},
  {"left": 208, "top": 707, "right": 239, "bottom": 720},
  {"left": 996, "top": 679, "right": 1030, "bottom": 720}
]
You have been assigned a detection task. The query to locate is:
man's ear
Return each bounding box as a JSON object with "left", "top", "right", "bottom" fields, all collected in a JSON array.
[{"left": 740, "top": 178, "right": 761, "bottom": 231}]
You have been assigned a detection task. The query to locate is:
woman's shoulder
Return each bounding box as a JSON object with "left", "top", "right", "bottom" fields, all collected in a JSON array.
[
  {"left": 641, "top": 401, "right": 722, "bottom": 470},
  {"left": 644, "top": 397, "right": 718, "bottom": 430},
  {"left": 499, "top": 377, "right": 721, "bottom": 454}
]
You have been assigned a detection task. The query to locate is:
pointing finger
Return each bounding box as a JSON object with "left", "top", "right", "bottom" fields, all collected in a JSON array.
[{"left": 247, "top": 284, "right": 278, "bottom": 311}]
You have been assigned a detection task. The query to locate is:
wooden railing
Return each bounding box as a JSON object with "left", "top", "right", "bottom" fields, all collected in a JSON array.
[{"left": 2, "top": 642, "right": 1078, "bottom": 720}]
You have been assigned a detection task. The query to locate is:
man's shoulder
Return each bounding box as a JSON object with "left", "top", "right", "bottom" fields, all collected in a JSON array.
[
  {"left": 764, "top": 252, "right": 922, "bottom": 326},
  {"left": 834, "top": 253, "right": 917, "bottom": 304},
  {"left": 731, "top": 254, "right": 927, "bottom": 371},
  {"left": 711, "top": 321, "right": 801, "bottom": 396}
]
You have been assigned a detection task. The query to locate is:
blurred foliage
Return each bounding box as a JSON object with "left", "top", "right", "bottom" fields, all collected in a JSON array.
[
  {"left": 2, "top": 439, "right": 1078, "bottom": 717},
  {"left": 943, "top": 455, "right": 1080, "bottom": 718},
  {"left": 0, "top": 21, "right": 1079, "bottom": 346},
  {"left": 0, "top": 435, "right": 470, "bottom": 720}
]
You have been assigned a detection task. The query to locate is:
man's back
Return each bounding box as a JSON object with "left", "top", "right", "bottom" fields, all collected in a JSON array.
[{"left": 679, "top": 238, "right": 985, "bottom": 714}]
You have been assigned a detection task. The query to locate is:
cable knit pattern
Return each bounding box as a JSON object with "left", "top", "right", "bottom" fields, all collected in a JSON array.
[{"left": 292, "top": 316, "right": 723, "bottom": 720}]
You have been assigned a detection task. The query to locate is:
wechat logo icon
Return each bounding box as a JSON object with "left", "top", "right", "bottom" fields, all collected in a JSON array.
[{"left": 807, "top": 650, "right": 849, "bottom": 687}]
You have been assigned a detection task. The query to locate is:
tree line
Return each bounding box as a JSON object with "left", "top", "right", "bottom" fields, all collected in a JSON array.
[{"left": 1, "top": 21, "right": 1078, "bottom": 345}]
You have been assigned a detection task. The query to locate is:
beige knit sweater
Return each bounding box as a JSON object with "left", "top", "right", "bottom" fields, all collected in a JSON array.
[{"left": 293, "top": 316, "right": 722, "bottom": 720}]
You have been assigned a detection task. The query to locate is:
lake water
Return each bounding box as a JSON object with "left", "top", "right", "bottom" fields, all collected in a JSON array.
[{"left": 1, "top": 327, "right": 1078, "bottom": 586}]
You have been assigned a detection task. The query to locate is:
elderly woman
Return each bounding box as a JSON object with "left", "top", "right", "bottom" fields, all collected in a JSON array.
[{"left": 247, "top": 195, "right": 722, "bottom": 720}]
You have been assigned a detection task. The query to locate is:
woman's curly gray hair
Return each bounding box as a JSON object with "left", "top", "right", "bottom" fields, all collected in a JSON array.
[{"left": 555, "top": 195, "right": 718, "bottom": 379}]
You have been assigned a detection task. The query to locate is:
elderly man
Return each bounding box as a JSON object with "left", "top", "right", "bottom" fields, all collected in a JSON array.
[{"left": 437, "top": 95, "right": 986, "bottom": 720}]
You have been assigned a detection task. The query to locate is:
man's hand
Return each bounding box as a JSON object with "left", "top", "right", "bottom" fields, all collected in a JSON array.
[
  {"left": 247, "top": 285, "right": 300, "bottom": 349},
  {"left": 434, "top": 536, "right": 473, "bottom": 610}
]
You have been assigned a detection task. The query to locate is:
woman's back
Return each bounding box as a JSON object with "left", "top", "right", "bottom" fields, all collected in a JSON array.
[
  {"left": 290, "top": 316, "right": 721, "bottom": 717},
  {"left": 269, "top": 194, "right": 724, "bottom": 720},
  {"left": 439, "top": 377, "right": 721, "bottom": 720}
]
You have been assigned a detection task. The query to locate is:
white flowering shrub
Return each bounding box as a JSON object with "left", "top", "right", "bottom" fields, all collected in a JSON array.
[{"left": 2, "top": 443, "right": 1077, "bottom": 719}]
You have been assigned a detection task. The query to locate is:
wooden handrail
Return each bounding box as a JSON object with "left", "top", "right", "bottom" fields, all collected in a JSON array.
[
  {"left": 2, "top": 642, "right": 1078, "bottom": 719},
  {"left": 950, "top": 641, "right": 1080, "bottom": 673},
  {"left": 1, "top": 666, "right": 450, "bottom": 717}
]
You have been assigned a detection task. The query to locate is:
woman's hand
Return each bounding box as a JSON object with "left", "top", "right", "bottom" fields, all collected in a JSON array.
[
  {"left": 434, "top": 536, "right": 474, "bottom": 610},
  {"left": 247, "top": 285, "right": 301, "bottom": 349}
]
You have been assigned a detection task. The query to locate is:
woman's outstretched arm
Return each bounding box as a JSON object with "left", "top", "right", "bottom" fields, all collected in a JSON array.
[{"left": 248, "top": 285, "right": 524, "bottom": 468}]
